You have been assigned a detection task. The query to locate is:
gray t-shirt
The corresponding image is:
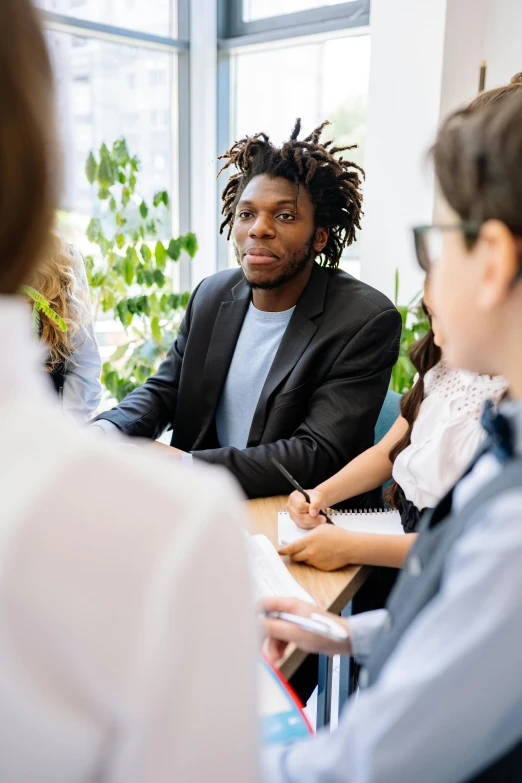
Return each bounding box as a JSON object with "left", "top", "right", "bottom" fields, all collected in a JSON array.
[{"left": 215, "top": 302, "right": 295, "bottom": 450}]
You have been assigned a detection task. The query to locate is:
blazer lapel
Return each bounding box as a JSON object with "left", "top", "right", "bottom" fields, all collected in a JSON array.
[
  {"left": 248, "top": 264, "right": 329, "bottom": 445},
  {"left": 193, "top": 277, "right": 250, "bottom": 448}
]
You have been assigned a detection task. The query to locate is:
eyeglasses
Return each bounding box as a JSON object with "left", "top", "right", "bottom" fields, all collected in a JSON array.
[{"left": 412, "top": 223, "right": 481, "bottom": 272}]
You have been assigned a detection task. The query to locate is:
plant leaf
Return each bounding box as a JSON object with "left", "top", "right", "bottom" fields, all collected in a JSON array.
[
  {"left": 85, "top": 151, "right": 98, "bottom": 184},
  {"left": 22, "top": 286, "right": 68, "bottom": 332}
]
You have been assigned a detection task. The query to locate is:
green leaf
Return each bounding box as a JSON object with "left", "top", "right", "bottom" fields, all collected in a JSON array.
[
  {"left": 98, "top": 156, "right": 114, "bottom": 189},
  {"left": 151, "top": 315, "right": 162, "bottom": 344},
  {"left": 182, "top": 232, "right": 198, "bottom": 258},
  {"left": 153, "top": 269, "right": 165, "bottom": 287},
  {"left": 155, "top": 241, "right": 167, "bottom": 269},
  {"left": 167, "top": 238, "right": 182, "bottom": 260},
  {"left": 22, "top": 286, "right": 68, "bottom": 332},
  {"left": 110, "top": 343, "right": 130, "bottom": 362},
  {"left": 153, "top": 190, "right": 169, "bottom": 208},
  {"left": 109, "top": 196, "right": 117, "bottom": 212},
  {"left": 124, "top": 258, "right": 134, "bottom": 285},
  {"left": 139, "top": 200, "right": 148, "bottom": 219},
  {"left": 113, "top": 138, "right": 129, "bottom": 165},
  {"left": 121, "top": 187, "right": 130, "bottom": 207},
  {"left": 86, "top": 217, "right": 102, "bottom": 244},
  {"left": 115, "top": 233, "right": 125, "bottom": 249},
  {"left": 140, "top": 243, "right": 152, "bottom": 262},
  {"left": 181, "top": 291, "right": 191, "bottom": 308},
  {"left": 85, "top": 151, "right": 98, "bottom": 184}
]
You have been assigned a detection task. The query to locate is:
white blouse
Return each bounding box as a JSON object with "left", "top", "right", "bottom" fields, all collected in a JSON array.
[
  {"left": 0, "top": 297, "right": 259, "bottom": 783},
  {"left": 392, "top": 360, "right": 507, "bottom": 511}
]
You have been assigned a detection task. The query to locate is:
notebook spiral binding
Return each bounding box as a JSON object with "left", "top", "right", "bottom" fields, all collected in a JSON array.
[{"left": 278, "top": 508, "right": 397, "bottom": 514}]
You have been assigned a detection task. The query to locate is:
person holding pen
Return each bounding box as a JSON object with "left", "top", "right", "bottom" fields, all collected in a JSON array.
[
  {"left": 283, "top": 281, "right": 506, "bottom": 571},
  {"left": 262, "top": 85, "right": 522, "bottom": 783}
]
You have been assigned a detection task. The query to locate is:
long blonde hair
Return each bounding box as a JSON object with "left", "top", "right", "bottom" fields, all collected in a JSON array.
[{"left": 29, "top": 234, "right": 88, "bottom": 371}]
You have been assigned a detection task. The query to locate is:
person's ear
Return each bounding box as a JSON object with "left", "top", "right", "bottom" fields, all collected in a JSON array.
[
  {"left": 475, "top": 219, "right": 520, "bottom": 310},
  {"left": 314, "top": 227, "right": 328, "bottom": 253}
]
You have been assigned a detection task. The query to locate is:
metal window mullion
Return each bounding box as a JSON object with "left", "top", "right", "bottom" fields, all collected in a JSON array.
[
  {"left": 222, "top": 0, "right": 369, "bottom": 39},
  {"left": 219, "top": 12, "right": 370, "bottom": 50},
  {"left": 216, "top": 49, "right": 232, "bottom": 271},
  {"left": 39, "top": 10, "right": 189, "bottom": 52}
]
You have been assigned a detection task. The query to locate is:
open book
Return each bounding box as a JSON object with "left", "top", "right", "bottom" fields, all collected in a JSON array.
[
  {"left": 247, "top": 534, "right": 314, "bottom": 604},
  {"left": 278, "top": 509, "right": 404, "bottom": 547}
]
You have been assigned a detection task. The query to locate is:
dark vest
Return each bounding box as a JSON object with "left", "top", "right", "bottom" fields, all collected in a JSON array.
[
  {"left": 49, "top": 361, "right": 66, "bottom": 397},
  {"left": 362, "top": 458, "right": 522, "bottom": 782}
]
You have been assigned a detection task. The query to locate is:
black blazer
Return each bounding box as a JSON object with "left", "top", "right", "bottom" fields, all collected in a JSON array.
[{"left": 96, "top": 264, "right": 401, "bottom": 500}]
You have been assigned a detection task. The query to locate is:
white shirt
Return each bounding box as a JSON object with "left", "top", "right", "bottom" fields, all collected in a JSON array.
[
  {"left": 392, "top": 361, "right": 507, "bottom": 509},
  {"left": 0, "top": 297, "right": 259, "bottom": 783},
  {"left": 263, "top": 401, "right": 522, "bottom": 783},
  {"left": 59, "top": 244, "right": 102, "bottom": 422}
]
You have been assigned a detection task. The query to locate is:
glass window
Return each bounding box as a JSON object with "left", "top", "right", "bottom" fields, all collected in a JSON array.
[
  {"left": 37, "top": 0, "right": 174, "bottom": 37},
  {"left": 232, "top": 33, "right": 370, "bottom": 275},
  {"left": 243, "top": 0, "right": 354, "bottom": 22},
  {"left": 46, "top": 31, "right": 176, "bottom": 250}
]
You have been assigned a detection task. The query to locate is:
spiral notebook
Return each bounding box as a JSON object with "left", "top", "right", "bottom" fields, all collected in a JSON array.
[{"left": 278, "top": 509, "right": 404, "bottom": 547}]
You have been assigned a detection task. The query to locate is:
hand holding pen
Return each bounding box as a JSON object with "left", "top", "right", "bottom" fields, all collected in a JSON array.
[
  {"left": 260, "top": 596, "right": 352, "bottom": 663},
  {"left": 271, "top": 458, "right": 334, "bottom": 527}
]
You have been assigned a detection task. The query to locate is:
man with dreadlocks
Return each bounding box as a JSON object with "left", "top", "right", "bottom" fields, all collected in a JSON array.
[{"left": 93, "top": 120, "right": 401, "bottom": 501}]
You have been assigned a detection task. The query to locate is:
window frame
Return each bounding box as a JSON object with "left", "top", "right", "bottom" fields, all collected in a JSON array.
[
  {"left": 218, "top": 0, "right": 370, "bottom": 49},
  {"left": 39, "top": 1, "right": 192, "bottom": 286}
]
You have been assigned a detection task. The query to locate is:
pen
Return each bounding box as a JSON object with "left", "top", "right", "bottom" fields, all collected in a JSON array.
[
  {"left": 263, "top": 610, "right": 349, "bottom": 642},
  {"left": 270, "top": 458, "right": 334, "bottom": 524}
]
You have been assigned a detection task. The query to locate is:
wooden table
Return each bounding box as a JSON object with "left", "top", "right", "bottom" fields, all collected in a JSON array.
[{"left": 248, "top": 495, "right": 370, "bottom": 681}]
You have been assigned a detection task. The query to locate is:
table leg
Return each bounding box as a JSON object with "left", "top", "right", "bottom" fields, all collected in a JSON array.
[
  {"left": 316, "top": 653, "right": 333, "bottom": 729},
  {"left": 338, "top": 601, "right": 354, "bottom": 714}
]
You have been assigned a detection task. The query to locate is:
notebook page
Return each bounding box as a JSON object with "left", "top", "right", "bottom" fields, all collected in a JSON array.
[
  {"left": 278, "top": 510, "right": 404, "bottom": 547},
  {"left": 247, "top": 534, "right": 314, "bottom": 604}
]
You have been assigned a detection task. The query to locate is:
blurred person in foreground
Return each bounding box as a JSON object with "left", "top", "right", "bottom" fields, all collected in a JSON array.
[
  {"left": 0, "top": 2, "right": 258, "bottom": 781},
  {"left": 261, "top": 90, "right": 522, "bottom": 782}
]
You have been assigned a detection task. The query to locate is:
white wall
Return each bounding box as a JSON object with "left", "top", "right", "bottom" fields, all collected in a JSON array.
[
  {"left": 360, "top": 0, "right": 488, "bottom": 303},
  {"left": 484, "top": 0, "right": 522, "bottom": 89}
]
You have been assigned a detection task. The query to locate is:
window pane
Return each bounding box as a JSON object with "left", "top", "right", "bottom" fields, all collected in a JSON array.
[
  {"left": 38, "top": 0, "right": 173, "bottom": 37},
  {"left": 232, "top": 34, "right": 370, "bottom": 272},
  {"left": 46, "top": 31, "right": 176, "bottom": 249},
  {"left": 243, "top": 0, "right": 354, "bottom": 22}
]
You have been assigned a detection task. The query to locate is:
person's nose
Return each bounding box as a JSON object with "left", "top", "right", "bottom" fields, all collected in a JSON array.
[{"left": 248, "top": 212, "right": 276, "bottom": 239}]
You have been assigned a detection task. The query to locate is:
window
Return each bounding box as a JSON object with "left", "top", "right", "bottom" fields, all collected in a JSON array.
[
  {"left": 231, "top": 33, "right": 370, "bottom": 273},
  {"left": 243, "top": 0, "right": 351, "bottom": 22},
  {"left": 149, "top": 68, "right": 168, "bottom": 86},
  {"left": 37, "top": 0, "right": 174, "bottom": 37},
  {"left": 47, "top": 31, "right": 176, "bottom": 250}
]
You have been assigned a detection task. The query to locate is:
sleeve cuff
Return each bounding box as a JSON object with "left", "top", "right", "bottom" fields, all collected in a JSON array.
[{"left": 349, "top": 609, "right": 389, "bottom": 664}]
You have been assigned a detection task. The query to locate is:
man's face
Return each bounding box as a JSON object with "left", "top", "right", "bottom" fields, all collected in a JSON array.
[{"left": 231, "top": 174, "right": 327, "bottom": 289}]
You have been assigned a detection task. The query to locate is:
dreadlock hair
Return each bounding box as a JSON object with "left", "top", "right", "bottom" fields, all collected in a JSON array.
[
  {"left": 217, "top": 118, "right": 364, "bottom": 269},
  {"left": 384, "top": 300, "right": 442, "bottom": 511}
]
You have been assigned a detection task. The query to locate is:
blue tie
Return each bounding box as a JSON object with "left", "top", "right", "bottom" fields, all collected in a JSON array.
[{"left": 480, "top": 399, "right": 514, "bottom": 462}]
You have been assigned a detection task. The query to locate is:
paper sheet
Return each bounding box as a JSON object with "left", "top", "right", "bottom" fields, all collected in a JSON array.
[
  {"left": 278, "top": 510, "right": 404, "bottom": 547},
  {"left": 247, "top": 534, "right": 314, "bottom": 604}
]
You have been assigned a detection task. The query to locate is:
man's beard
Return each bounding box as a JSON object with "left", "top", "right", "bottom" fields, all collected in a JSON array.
[{"left": 235, "top": 237, "right": 315, "bottom": 290}]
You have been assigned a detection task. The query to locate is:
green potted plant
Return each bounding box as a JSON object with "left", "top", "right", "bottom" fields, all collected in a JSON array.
[{"left": 84, "top": 138, "right": 196, "bottom": 402}]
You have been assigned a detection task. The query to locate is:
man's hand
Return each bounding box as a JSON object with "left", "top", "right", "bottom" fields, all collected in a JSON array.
[
  {"left": 278, "top": 525, "right": 355, "bottom": 571},
  {"left": 259, "top": 596, "right": 352, "bottom": 664},
  {"left": 286, "top": 488, "right": 328, "bottom": 529}
]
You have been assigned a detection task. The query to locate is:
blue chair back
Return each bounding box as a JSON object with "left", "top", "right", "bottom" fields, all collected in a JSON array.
[
  {"left": 375, "top": 390, "right": 402, "bottom": 504},
  {"left": 374, "top": 390, "right": 401, "bottom": 445}
]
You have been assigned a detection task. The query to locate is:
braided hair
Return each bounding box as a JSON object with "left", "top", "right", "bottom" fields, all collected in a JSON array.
[{"left": 217, "top": 118, "right": 365, "bottom": 269}]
